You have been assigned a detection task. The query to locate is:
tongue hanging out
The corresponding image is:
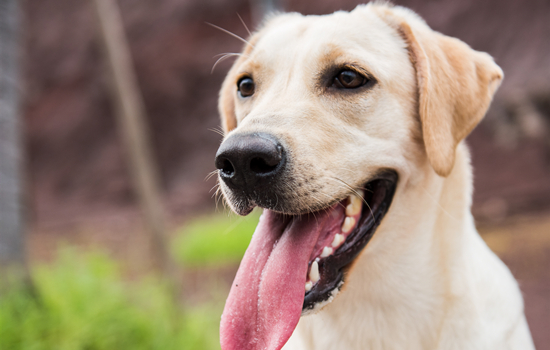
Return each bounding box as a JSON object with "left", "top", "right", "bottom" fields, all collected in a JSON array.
[
  {"left": 219, "top": 172, "right": 398, "bottom": 350},
  {"left": 220, "top": 194, "right": 363, "bottom": 350}
]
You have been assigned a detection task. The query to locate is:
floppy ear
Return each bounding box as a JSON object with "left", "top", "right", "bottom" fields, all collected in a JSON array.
[
  {"left": 377, "top": 7, "right": 503, "bottom": 176},
  {"left": 218, "top": 71, "right": 238, "bottom": 133}
]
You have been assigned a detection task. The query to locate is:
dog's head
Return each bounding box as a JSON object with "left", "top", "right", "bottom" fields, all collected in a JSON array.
[{"left": 215, "top": 4, "right": 502, "bottom": 350}]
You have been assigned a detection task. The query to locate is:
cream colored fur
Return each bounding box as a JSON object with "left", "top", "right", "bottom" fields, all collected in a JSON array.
[
  {"left": 283, "top": 143, "right": 534, "bottom": 349},
  {"left": 218, "top": 3, "right": 535, "bottom": 349}
]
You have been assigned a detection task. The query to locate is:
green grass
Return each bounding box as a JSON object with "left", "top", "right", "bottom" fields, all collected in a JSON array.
[
  {"left": 172, "top": 210, "right": 260, "bottom": 267},
  {"left": 0, "top": 212, "right": 262, "bottom": 349},
  {"left": 0, "top": 249, "right": 222, "bottom": 350}
]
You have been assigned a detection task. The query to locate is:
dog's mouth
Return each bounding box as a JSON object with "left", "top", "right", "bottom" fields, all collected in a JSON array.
[
  {"left": 302, "top": 170, "right": 397, "bottom": 312},
  {"left": 220, "top": 170, "right": 397, "bottom": 350}
]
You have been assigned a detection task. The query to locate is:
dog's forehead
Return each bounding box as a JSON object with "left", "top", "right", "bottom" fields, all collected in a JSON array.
[{"left": 246, "top": 9, "right": 407, "bottom": 81}]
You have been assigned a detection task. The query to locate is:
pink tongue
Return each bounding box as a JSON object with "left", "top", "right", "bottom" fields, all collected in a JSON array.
[{"left": 220, "top": 209, "right": 334, "bottom": 350}]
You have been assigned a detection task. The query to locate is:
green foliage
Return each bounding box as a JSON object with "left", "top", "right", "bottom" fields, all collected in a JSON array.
[
  {"left": 172, "top": 210, "right": 260, "bottom": 267},
  {"left": 0, "top": 249, "right": 222, "bottom": 350},
  {"left": 0, "top": 211, "right": 261, "bottom": 350}
]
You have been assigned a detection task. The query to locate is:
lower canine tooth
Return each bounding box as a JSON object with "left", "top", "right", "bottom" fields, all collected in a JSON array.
[
  {"left": 332, "top": 234, "right": 345, "bottom": 248},
  {"left": 309, "top": 260, "right": 320, "bottom": 283},
  {"left": 320, "top": 246, "right": 333, "bottom": 258},
  {"left": 305, "top": 281, "right": 313, "bottom": 292},
  {"left": 342, "top": 217, "right": 356, "bottom": 233}
]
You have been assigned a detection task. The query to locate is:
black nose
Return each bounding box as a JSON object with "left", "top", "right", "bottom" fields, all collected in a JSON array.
[{"left": 215, "top": 133, "right": 285, "bottom": 191}]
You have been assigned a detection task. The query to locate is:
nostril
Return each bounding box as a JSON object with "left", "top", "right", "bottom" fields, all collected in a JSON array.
[
  {"left": 220, "top": 158, "right": 235, "bottom": 177},
  {"left": 250, "top": 157, "right": 278, "bottom": 175}
]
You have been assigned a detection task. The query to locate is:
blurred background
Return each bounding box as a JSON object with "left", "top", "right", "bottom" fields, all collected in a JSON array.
[{"left": 1, "top": 0, "right": 549, "bottom": 349}]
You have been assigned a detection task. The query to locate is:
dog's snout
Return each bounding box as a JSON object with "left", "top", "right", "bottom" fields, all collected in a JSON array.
[{"left": 215, "top": 133, "right": 285, "bottom": 191}]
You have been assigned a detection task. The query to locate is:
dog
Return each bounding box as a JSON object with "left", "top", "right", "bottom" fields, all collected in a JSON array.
[{"left": 214, "top": 3, "right": 535, "bottom": 349}]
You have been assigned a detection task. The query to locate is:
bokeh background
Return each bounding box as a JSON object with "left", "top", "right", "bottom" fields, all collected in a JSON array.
[{"left": 2, "top": 0, "right": 549, "bottom": 349}]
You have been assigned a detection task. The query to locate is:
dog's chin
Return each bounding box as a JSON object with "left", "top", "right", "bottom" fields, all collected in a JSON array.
[{"left": 223, "top": 170, "right": 398, "bottom": 312}]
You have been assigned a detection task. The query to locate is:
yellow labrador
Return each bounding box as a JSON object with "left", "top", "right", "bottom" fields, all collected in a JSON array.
[{"left": 214, "top": 3, "right": 535, "bottom": 349}]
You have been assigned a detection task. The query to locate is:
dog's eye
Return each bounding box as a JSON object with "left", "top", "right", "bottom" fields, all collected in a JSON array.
[
  {"left": 237, "top": 77, "right": 255, "bottom": 97},
  {"left": 332, "top": 70, "right": 368, "bottom": 89}
]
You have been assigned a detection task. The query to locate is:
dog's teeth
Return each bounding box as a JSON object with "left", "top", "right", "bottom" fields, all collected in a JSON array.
[
  {"left": 309, "top": 260, "right": 320, "bottom": 283},
  {"left": 345, "top": 204, "right": 357, "bottom": 217},
  {"left": 342, "top": 216, "right": 356, "bottom": 233},
  {"left": 305, "top": 281, "right": 313, "bottom": 292},
  {"left": 331, "top": 233, "right": 345, "bottom": 248},
  {"left": 346, "top": 192, "right": 363, "bottom": 216},
  {"left": 320, "top": 246, "right": 333, "bottom": 258}
]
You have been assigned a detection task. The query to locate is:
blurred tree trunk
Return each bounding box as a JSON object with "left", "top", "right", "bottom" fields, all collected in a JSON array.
[
  {"left": 0, "top": 0, "right": 26, "bottom": 276},
  {"left": 92, "top": 0, "right": 176, "bottom": 290}
]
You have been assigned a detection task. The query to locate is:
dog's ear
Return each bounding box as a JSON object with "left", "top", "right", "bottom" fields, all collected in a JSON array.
[
  {"left": 219, "top": 70, "right": 238, "bottom": 133},
  {"left": 377, "top": 7, "right": 503, "bottom": 176}
]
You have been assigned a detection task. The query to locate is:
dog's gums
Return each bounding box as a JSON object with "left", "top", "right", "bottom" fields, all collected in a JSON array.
[{"left": 304, "top": 191, "right": 363, "bottom": 291}]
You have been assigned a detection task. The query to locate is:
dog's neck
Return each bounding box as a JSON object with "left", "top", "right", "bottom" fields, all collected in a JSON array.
[{"left": 288, "top": 144, "right": 490, "bottom": 349}]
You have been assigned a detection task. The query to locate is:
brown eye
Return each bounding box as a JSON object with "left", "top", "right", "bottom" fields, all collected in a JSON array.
[
  {"left": 237, "top": 77, "right": 255, "bottom": 97},
  {"left": 332, "top": 70, "right": 368, "bottom": 89}
]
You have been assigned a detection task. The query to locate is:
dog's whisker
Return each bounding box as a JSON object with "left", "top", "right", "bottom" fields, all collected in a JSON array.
[
  {"left": 325, "top": 176, "right": 373, "bottom": 196},
  {"left": 330, "top": 176, "right": 376, "bottom": 223},
  {"left": 355, "top": 186, "right": 374, "bottom": 194},
  {"left": 214, "top": 190, "right": 220, "bottom": 211},
  {"left": 209, "top": 182, "right": 221, "bottom": 194},
  {"left": 205, "top": 169, "right": 219, "bottom": 181},
  {"left": 211, "top": 53, "right": 244, "bottom": 74},
  {"left": 213, "top": 52, "right": 244, "bottom": 58},
  {"left": 331, "top": 177, "right": 363, "bottom": 197},
  {"left": 206, "top": 22, "right": 254, "bottom": 47},
  {"left": 316, "top": 190, "right": 346, "bottom": 210},
  {"left": 208, "top": 129, "right": 224, "bottom": 137},
  {"left": 209, "top": 126, "right": 227, "bottom": 138},
  {"left": 237, "top": 13, "right": 252, "bottom": 37},
  {"left": 305, "top": 200, "right": 320, "bottom": 225},
  {"left": 220, "top": 194, "right": 229, "bottom": 212},
  {"left": 208, "top": 127, "right": 226, "bottom": 137},
  {"left": 309, "top": 194, "right": 324, "bottom": 209},
  {"left": 214, "top": 185, "right": 225, "bottom": 212}
]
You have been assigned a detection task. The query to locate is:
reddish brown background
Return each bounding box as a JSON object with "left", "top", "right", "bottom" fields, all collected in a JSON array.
[{"left": 22, "top": 0, "right": 550, "bottom": 347}]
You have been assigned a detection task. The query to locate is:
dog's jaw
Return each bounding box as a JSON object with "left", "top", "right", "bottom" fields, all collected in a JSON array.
[{"left": 219, "top": 172, "right": 397, "bottom": 350}]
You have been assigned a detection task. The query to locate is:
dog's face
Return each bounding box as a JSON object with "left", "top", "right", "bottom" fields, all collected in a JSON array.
[
  {"left": 217, "top": 10, "right": 418, "bottom": 216},
  {"left": 216, "top": 4, "right": 503, "bottom": 350}
]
